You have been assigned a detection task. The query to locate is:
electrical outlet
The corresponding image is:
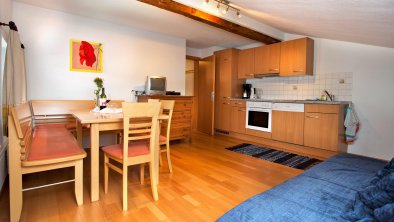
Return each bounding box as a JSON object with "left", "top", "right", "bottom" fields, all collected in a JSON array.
[
  {"left": 293, "top": 85, "right": 298, "bottom": 90},
  {"left": 339, "top": 79, "right": 345, "bottom": 84}
]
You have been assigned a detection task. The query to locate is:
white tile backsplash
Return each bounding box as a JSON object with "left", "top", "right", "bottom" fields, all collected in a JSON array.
[{"left": 247, "top": 72, "right": 353, "bottom": 101}]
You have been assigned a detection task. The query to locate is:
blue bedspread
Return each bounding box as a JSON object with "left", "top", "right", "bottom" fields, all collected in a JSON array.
[{"left": 217, "top": 153, "right": 387, "bottom": 222}]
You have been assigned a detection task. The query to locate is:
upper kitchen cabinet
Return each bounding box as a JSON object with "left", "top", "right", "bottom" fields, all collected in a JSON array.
[
  {"left": 237, "top": 48, "right": 255, "bottom": 79},
  {"left": 214, "top": 49, "right": 244, "bottom": 99},
  {"left": 279, "top": 37, "right": 314, "bottom": 76},
  {"left": 254, "top": 43, "right": 281, "bottom": 75}
]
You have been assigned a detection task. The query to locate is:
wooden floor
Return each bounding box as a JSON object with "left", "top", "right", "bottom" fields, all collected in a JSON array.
[{"left": 0, "top": 132, "right": 329, "bottom": 222}]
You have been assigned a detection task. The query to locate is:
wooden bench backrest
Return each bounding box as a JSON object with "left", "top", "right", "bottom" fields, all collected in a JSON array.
[
  {"left": 11, "top": 102, "right": 33, "bottom": 161},
  {"left": 31, "top": 100, "right": 95, "bottom": 125}
]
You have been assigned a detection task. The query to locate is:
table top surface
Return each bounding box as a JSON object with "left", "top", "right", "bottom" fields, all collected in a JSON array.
[{"left": 72, "top": 110, "right": 169, "bottom": 124}]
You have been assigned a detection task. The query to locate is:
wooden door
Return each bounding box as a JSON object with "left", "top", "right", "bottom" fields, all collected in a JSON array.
[
  {"left": 304, "top": 112, "right": 321, "bottom": 148},
  {"left": 280, "top": 38, "right": 313, "bottom": 76},
  {"left": 218, "top": 99, "right": 231, "bottom": 131},
  {"left": 266, "top": 43, "right": 281, "bottom": 74},
  {"left": 254, "top": 45, "right": 268, "bottom": 74},
  {"left": 230, "top": 105, "right": 246, "bottom": 134},
  {"left": 219, "top": 61, "right": 231, "bottom": 99},
  {"left": 320, "top": 113, "right": 338, "bottom": 150},
  {"left": 272, "top": 111, "right": 304, "bottom": 145},
  {"left": 237, "top": 48, "right": 254, "bottom": 79},
  {"left": 197, "top": 56, "right": 215, "bottom": 135}
]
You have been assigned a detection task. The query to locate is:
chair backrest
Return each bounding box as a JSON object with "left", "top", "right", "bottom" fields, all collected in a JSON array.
[
  {"left": 160, "top": 100, "right": 175, "bottom": 139},
  {"left": 31, "top": 100, "right": 95, "bottom": 125},
  {"left": 121, "top": 102, "right": 161, "bottom": 162},
  {"left": 10, "top": 102, "right": 33, "bottom": 161}
]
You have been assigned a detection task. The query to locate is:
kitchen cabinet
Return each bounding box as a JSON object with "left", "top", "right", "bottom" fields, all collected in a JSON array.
[
  {"left": 279, "top": 37, "right": 314, "bottom": 76},
  {"left": 304, "top": 104, "right": 345, "bottom": 151},
  {"left": 254, "top": 43, "right": 281, "bottom": 75},
  {"left": 214, "top": 49, "right": 244, "bottom": 132},
  {"left": 216, "top": 99, "right": 231, "bottom": 132},
  {"left": 230, "top": 101, "right": 246, "bottom": 134},
  {"left": 237, "top": 48, "right": 255, "bottom": 79},
  {"left": 137, "top": 95, "right": 193, "bottom": 141},
  {"left": 272, "top": 110, "right": 305, "bottom": 145}
]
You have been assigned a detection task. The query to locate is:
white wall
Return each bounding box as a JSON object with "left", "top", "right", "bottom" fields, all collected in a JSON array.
[
  {"left": 13, "top": 2, "right": 186, "bottom": 101},
  {"left": 285, "top": 34, "right": 394, "bottom": 160}
]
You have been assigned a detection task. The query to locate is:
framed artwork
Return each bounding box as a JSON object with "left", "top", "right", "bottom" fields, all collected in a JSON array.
[{"left": 70, "top": 39, "right": 103, "bottom": 72}]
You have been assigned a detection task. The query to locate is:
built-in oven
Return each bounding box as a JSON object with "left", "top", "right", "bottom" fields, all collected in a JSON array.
[{"left": 246, "top": 101, "right": 273, "bottom": 132}]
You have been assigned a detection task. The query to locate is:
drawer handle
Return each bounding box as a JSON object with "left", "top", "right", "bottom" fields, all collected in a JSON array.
[
  {"left": 246, "top": 74, "right": 254, "bottom": 76},
  {"left": 306, "top": 115, "right": 319, "bottom": 119},
  {"left": 238, "top": 109, "right": 246, "bottom": 112},
  {"left": 223, "top": 102, "right": 230, "bottom": 105},
  {"left": 223, "top": 96, "right": 230, "bottom": 99},
  {"left": 235, "top": 102, "right": 242, "bottom": 105},
  {"left": 293, "top": 70, "right": 304, "bottom": 72},
  {"left": 269, "top": 68, "right": 279, "bottom": 71}
]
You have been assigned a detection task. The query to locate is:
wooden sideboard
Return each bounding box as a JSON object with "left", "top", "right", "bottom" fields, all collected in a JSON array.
[{"left": 137, "top": 95, "right": 193, "bottom": 142}]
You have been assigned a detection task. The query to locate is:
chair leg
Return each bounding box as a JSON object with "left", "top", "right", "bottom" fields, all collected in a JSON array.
[
  {"left": 149, "top": 162, "right": 159, "bottom": 201},
  {"left": 75, "top": 159, "right": 84, "bottom": 205},
  {"left": 159, "top": 150, "right": 163, "bottom": 166},
  {"left": 122, "top": 165, "right": 128, "bottom": 211},
  {"left": 166, "top": 141, "right": 173, "bottom": 173},
  {"left": 9, "top": 170, "right": 22, "bottom": 222},
  {"left": 104, "top": 154, "right": 109, "bottom": 194},
  {"left": 140, "top": 164, "right": 145, "bottom": 184}
]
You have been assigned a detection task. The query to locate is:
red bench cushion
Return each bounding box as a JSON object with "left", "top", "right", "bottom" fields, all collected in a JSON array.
[
  {"left": 28, "top": 124, "right": 84, "bottom": 161},
  {"left": 101, "top": 142, "right": 149, "bottom": 159}
]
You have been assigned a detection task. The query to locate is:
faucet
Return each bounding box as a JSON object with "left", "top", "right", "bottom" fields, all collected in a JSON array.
[{"left": 323, "top": 90, "right": 334, "bottom": 101}]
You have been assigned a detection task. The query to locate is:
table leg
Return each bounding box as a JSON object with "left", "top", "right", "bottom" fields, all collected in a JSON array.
[
  {"left": 76, "top": 121, "right": 83, "bottom": 148},
  {"left": 90, "top": 123, "right": 100, "bottom": 202}
]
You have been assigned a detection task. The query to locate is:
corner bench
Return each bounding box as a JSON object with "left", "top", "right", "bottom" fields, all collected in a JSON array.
[{"left": 8, "top": 102, "right": 87, "bottom": 222}]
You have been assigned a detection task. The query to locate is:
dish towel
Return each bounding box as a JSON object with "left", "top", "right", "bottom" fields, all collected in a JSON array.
[{"left": 344, "top": 103, "right": 360, "bottom": 144}]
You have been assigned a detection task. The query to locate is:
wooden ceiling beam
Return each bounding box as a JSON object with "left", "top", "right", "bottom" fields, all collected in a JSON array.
[{"left": 137, "top": 0, "right": 281, "bottom": 45}]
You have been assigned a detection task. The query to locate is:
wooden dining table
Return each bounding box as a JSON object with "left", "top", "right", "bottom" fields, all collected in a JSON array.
[{"left": 72, "top": 110, "right": 166, "bottom": 202}]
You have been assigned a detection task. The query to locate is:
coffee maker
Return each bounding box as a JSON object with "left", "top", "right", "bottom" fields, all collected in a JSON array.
[{"left": 242, "top": 84, "right": 252, "bottom": 99}]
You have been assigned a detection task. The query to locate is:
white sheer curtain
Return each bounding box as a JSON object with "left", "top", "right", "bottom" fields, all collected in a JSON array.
[{"left": 2, "top": 29, "right": 27, "bottom": 135}]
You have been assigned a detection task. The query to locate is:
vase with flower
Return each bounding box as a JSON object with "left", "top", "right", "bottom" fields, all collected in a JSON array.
[{"left": 93, "top": 77, "right": 103, "bottom": 112}]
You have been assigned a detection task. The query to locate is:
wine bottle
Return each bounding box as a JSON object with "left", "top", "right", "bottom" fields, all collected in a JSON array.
[{"left": 99, "top": 88, "right": 107, "bottom": 110}]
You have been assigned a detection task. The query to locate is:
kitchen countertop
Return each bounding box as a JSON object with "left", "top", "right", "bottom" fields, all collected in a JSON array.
[{"left": 230, "top": 98, "right": 350, "bottom": 105}]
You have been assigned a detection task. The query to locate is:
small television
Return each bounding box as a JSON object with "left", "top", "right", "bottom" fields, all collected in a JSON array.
[{"left": 145, "top": 76, "right": 167, "bottom": 95}]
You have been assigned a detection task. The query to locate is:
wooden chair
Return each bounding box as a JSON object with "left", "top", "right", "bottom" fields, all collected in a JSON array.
[
  {"left": 145, "top": 99, "right": 175, "bottom": 172},
  {"left": 102, "top": 102, "right": 161, "bottom": 211},
  {"left": 158, "top": 100, "right": 175, "bottom": 172},
  {"left": 8, "top": 102, "right": 86, "bottom": 222}
]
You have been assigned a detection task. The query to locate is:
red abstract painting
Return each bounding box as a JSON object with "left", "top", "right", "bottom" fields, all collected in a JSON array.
[{"left": 70, "top": 40, "right": 103, "bottom": 72}]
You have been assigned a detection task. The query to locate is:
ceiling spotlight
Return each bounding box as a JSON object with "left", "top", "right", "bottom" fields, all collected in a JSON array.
[
  {"left": 203, "top": 0, "right": 209, "bottom": 6},
  {"left": 237, "top": 10, "right": 242, "bottom": 18},
  {"left": 222, "top": 6, "right": 229, "bottom": 14}
]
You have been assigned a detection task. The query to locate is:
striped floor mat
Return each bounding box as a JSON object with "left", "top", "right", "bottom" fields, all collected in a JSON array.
[{"left": 226, "top": 143, "right": 322, "bottom": 170}]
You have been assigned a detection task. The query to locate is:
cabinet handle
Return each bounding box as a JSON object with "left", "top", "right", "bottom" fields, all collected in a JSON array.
[
  {"left": 223, "top": 96, "right": 230, "bottom": 99},
  {"left": 235, "top": 102, "right": 242, "bottom": 105},
  {"left": 293, "top": 70, "right": 304, "bottom": 72},
  {"left": 246, "top": 74, "right": 254, "bottom": 76},
  {"left": 223, "top": 102, "right": 230, "bottom": 105},
  {"left": 238, "top": 109, "right": 246, "bottom": 112},
  {"left": 269, "top": 68, "right": 279, "bottom": 71},
  {"left": 306, "top": 115, "right": 319, "bottom": 119}
]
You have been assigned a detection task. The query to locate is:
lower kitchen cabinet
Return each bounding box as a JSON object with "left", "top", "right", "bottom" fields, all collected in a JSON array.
[
  {"left": 230, "top": 101, "right": 246, "bottom": 134},
  {"left": 304, "top": 112, "right": 339, "bottom": 151},
  {"left": 216, "top": 99, "right": 231, "bottom": 132},
  {"left": 272, "top": 110, "right": 304, "bottom": 145}
]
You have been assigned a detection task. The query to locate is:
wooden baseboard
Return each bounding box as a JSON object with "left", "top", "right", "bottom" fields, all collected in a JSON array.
[{"left": 228, "top": 131, "right": 340, "bottom": 160}]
